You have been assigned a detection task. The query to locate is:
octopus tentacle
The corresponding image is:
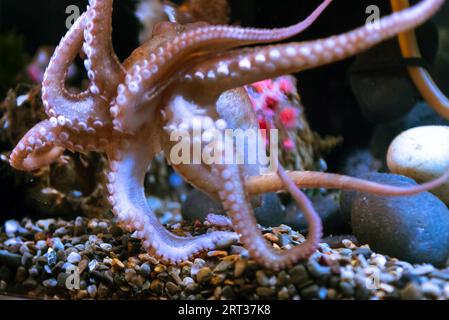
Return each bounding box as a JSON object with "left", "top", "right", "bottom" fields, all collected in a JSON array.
[
  {"left": 244, "top": 170, "right": 449, "bottom": 197},
  {"left": 9, "top": 120, "right": 65, "bottom": 171},
  {"left": 41, "top": 11, "right": 113, "bottom": 132},
  {"left": 83, "top": 0, "right": 124, "bottom": 96},
  {"left": 392, "top": 0, "right": 449, "bottom": 120},
  {"left": 110, "top": 0, "right": 333, "bottom": 133},
  {"left": 215, "top": 162, "right": 320, "bottom": 270},
  {"left": 106, "top": 126, "right": 238, "bottom": 264},
  {"left": 182, "top": 0, "right": 444, "bottom": 93}
]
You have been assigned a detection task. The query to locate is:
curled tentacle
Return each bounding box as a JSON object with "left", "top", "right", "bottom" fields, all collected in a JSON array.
[
  {"left": 9, "top": 120, "right": 65, "bottom": 171},
  {"left": 106, "top": 125, "right": 238, "bottom": 264},
  {"left": 110, "top": 0, "right": 333, "bottom": 133},
  {"left": 244, "top": 170, "right": 449, "bottom": 197},
  {"left": 182, "top": 0, "right": 445, "bottom": 94},
  {"left": 41, "top": 11, "right": 113, "bottom": 133},
  {"left": 215, "top": 161, "right": 321, "bottom": 270}
]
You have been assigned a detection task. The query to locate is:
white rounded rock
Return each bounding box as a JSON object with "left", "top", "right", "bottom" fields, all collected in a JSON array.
[{"left": 387, "top": 125, "right": 449, "bottom": 205}]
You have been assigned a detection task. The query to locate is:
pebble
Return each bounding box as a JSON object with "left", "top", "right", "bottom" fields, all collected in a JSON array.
[
  {"left": 51, "top": 237, "right": 65, "bottom": 251},
  {"left": 387, "top": 125, "right": 449, "bottom": 205},
  {"left": 4, "top": 220, "right": 20, "bottom": 234},
  {"left": 112, "top": 258, "right": 125, "bottom": 269},
  {"left": 300, "top": 284, "right": 320, "bottom": 299},
  {"left": 99, "top": 243, "right": 112, "bottom": 251},
  {"left": 190, "top": 259, "right": 206, "bottom": 277},
  {"left": 0, "top": 250, "right": 21, "bottom": 268},
  {"left": 15, "top": 266, "right": 27, "bottom": 283},
  {"left": 182, "top": 277, "right": 195, "bottom": 287},
  {"left": 214, "top": 260, "right": 233, "bottom": 273},
  {"left": 46, "top": 248, "right": 57, "bottom": 266},
  {"left": 255, "top": 270, "right": 270, "bottom": 287},
  {"left": 400, "top": 282, "right": 424, "bottom": 300},
  {"left": 150, "top": 279, "right": 165, "bottom": 296},
  {"left": 87, "top": 285, "right": 97, "bottom": 298},
  {"left": 444, "top": 284, "right": 449, "bottom": 299},
  {"left": 256, "top": 287, "right": 275, "bottom": 298},
  {"left": 289, "top": 265, "right": 310, "bottom": 286},
  {"left": 140, "top": 263, "right": 152, "bottom": 277},
  {"left": 66, "top": 252, "right": 81, "bottom": 264},
  {"left": 1, "top": 216, "right": 449, "bottom": 300},
  {"left": 307, "top": 260, "right": 331, "bottom": 280},
  {"left": 222, "top": 285, "right": 235, "bottom": 299},
  {"left": 36, "top": 219, "right": 56, "bottom": 231},
  {"left": 346, "top": 173, "right": 449, "bottom": 267},
  {"left": 234, "top": 260, "right": 247, "bottom": 278},
  {"left": 421, "top": 282, "right": 442, "bottom": 299},
  {"left": 166, "top": 281, "right": 181, "bottom": 296},
  {"left": 196, "top": 267, "right": 213, "bottom": 284},
  {"left": 42, "top": 278, "right": 58, "bottom": 288},
  {"left": 87, "top": 260, "right": 98, "bottom": 274}
]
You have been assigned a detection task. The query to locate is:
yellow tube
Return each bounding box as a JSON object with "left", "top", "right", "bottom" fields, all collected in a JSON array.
[{"left": 391, "top": 0, "right": 449, "bottom": 119}]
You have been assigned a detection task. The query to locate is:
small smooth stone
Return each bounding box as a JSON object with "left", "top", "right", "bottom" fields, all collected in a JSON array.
[
  {"left": 387, "top": 125, "right": 449, "bottom": 204},
  {"left": 190, "top": 259, "right": 206, "bottom": 277},
  {"left": 222, "top": 286, "right": 235, "bottom": 299},
  {"left": 99, "top": 243, "right": 112, "bottom": 251},
  {"left": 444, "top": 284, "right": 449, "bottom": 299},
  {"left": 0, "top": 250, "right": 21, "bottom": 268},
  {"left": 66, "top": 252, "right": 81, "bottom": 264},
  {"left": 182, "top": 277, "right": 195, "bottom": 287},
  {"left": 213, "top": 261, "right": 233, "bottom": 273},
  {"left": 234, "top": 260, "right": 247, "bottom": 278},
  {"left": 339, "top": 282, "right": 355, "bottom": 297},
  {"left": 184, "top": 283, "right": 200, "bottom": 294},
  {"left": 256, "top": 287, "right": 275, "bottom": 298},
  {"left": 166, "top": 281, "right": 181, "bottom": 295},
  {"left": 256, "top": 270, "right": 270, "bottom": 287},
  {"left": 5, "top": 220, "right": 20, "bottom": 234},
  {"left": 140, "top": 263, "right": 152, "bottom": 277},
  {"left": 37, "top": 219, "right": 56, "bottom": 231},
  {"left": 15, "top": 266, "right": 27, "bottom": 283},
  {"left": 421, "top": 282, "right": 442, "bottom": 299},
  {"left": 51, "top": 237, "right": 65, "bottom": 251},
  {"left": 289, "top": 264, "right": 310, "bottom": 286},
  {"left": 42, "top": 278, "right": 58, "bottom": 288},
  {"left": 300, "top": 284, "right": 320, "bottom": 299},
  {"left": 348, "top": 173, "right": 449, "bottom": 267},
  {"left": 150, "top": 279, "right": 165, "bottom": 295},
  {"left": 196, "top": 267, "right": 213, "bottom": 284},
  {"left": 87, "top": 285, "right": 97, "bottom": 298},
  {"left": 401, "top": 282, "right": 424, "bottom": 300}
]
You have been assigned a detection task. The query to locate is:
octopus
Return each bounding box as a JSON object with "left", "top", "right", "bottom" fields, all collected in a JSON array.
[{"left": 9, "top": 0, "right": 449, "bottom": 270}]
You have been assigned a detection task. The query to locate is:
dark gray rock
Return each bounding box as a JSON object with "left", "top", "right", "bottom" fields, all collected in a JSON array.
[
  {"left": 254, "top": 192, "right": 284, "bottom": 227},
  {"left": 284, "top": 193, "right": 349, "bottom": 236},
  {"left": 345, "top": 173, "right": 449, "bottom": 267},
  {"left": 182, "top": 189, "right": 284, "bottom": 227},
  {"left": 339, "top": 149, "right": 382, "bottom": 179},
  {"left": 349, "top": 40, "right": 419, "bottom": 124},
  {"left": 181, "top": 189, "right": 225, "bottom": 222},
  {"left": 0, "top": 250, "right": 21, "bottom": 268}
]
